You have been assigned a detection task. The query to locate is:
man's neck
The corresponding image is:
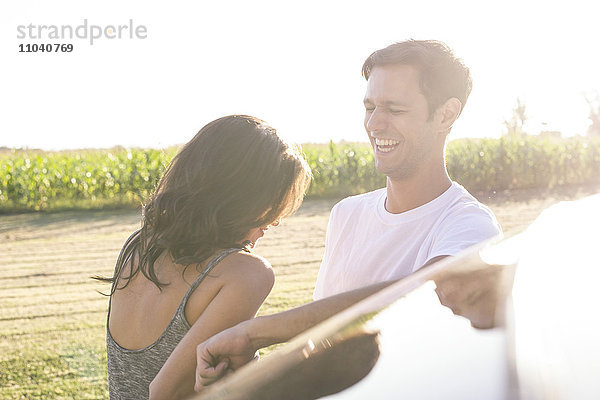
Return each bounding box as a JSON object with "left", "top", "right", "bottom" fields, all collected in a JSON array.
[{"left": 385, "top": 169, "right": 452, "bottom": 214}]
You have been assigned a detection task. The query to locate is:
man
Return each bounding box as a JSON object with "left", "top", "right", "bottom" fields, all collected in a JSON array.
[
  {"left": 314, "top": 39, "right": 500, "bottom": 299},
  {"left": 195, "top": 39, "right": 502, "bottom": 389}
]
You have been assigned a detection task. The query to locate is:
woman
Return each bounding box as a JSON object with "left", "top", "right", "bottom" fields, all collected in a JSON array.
[{"left": 97, "top": 115, "right": 311, "bottom": 399}]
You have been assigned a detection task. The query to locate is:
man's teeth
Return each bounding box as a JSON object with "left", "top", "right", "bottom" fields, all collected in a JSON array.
[{"left": 374, "top": 138, "right": 400, "bottom": 152}]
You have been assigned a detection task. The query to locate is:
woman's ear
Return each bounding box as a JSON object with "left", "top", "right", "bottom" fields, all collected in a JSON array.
[{"left": 436, "top": 97, "right": 462, "bottom": 135}]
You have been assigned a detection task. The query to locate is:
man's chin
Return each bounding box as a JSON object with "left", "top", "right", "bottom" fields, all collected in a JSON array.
[{"left": 375, "top": 165, "right": 410, "bottom": 181}]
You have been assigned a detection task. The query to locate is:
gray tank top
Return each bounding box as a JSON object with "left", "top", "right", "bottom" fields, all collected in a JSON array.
[{"left": 106, "top": 247, "right": 241, "bottom": 400}]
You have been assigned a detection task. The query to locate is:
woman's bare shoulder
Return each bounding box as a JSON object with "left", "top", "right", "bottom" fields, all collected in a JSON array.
[{"left": 214, "top": 251, "right": 274, "bottom": 287}]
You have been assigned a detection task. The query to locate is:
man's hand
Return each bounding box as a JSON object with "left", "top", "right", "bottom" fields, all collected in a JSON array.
[
  {"left": 433, "top": 263, "right": 515, "bottom": 329},
  {"left": 195, "top": 322, "right": 257, "bottom": 391}
]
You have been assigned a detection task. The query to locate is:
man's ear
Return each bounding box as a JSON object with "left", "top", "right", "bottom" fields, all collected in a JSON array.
[{"left": 436, "top": 97, "right": 462, "bottom": 135}]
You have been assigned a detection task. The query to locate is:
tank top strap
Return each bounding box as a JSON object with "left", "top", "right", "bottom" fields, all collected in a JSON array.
[
  {"left": 179, "top": 247, "right": 243, "bottom": 310},
  {"left": 107, "top": 229, "right": 142, "bottom": 324}
]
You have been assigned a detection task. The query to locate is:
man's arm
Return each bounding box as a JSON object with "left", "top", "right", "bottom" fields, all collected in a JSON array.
[
  {"left": 195, "top": 279, "right": 396, "bottom": 390},
  {"left": 196, "top": 248, "right": 514, "bottom": 390}
]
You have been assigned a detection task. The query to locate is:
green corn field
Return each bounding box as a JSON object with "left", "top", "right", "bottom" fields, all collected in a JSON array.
[{"left": 1, "top": 136, "right": 599, "bottom": 212}]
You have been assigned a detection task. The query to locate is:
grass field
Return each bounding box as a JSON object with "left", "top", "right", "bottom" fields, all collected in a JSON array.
[{"left": 2, "top": 182, "right": 600, "bottom": 399}]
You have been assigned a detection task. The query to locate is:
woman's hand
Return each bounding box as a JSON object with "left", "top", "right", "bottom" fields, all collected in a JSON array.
[{"left": 195, "top": 321, "right": 257, "bottom": 390}]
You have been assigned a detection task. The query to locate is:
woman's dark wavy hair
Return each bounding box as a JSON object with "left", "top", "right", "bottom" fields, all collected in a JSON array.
[{"left": 97, "top": 115, "right": 311, "bottom": 295}]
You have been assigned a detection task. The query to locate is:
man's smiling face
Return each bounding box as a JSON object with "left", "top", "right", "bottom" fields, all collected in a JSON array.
[{"left": 363, "top": 64, "right": 443, "bottom": 181}]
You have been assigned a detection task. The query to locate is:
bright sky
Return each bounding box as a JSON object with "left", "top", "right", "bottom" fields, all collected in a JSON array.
[{"left": 1, "top": 0, "right": 599, "bottom": 150}]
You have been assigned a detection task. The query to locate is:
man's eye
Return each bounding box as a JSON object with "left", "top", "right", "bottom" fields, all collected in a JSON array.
[
  {"left": 364, "top": 107, "right": 375, "bottom": 112},
  {"left": 390, "top": 109, "right": 406, "bottom": 115}
]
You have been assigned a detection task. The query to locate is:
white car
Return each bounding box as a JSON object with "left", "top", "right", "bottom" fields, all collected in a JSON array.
[{"left": 194, "top": 193, "right": 600, "bottom": 400}]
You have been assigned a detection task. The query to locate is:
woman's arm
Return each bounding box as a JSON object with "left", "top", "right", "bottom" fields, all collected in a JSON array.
[
  {"left": 148, "top": 253, "right": 274, "bottom": 400},
  {"left": 195, "top": 279, "right": 397, "bottom": 388}
]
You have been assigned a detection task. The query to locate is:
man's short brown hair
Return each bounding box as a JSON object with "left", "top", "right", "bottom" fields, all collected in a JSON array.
[{"left": 362, "top": 40, "right": 472, "bottom": 117}]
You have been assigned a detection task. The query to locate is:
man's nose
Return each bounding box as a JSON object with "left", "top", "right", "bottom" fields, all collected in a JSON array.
[{"left": 365, "top": 108, "right": 387, "bottom": 133}]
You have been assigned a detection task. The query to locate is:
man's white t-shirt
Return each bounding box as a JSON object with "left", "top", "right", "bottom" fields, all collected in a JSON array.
[{"left": 313, "top": 182, "right": 502, "bottom": 300}]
